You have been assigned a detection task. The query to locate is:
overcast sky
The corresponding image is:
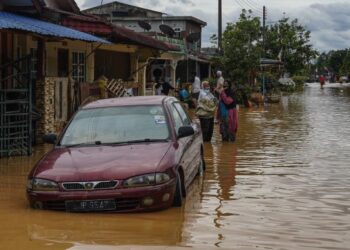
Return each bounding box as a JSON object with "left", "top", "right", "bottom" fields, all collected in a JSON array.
[{"left": 76, "top": 0, "right": 350, "bottom": 52}]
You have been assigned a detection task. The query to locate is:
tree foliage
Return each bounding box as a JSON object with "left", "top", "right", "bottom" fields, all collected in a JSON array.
[
  {"left": 315, "top": 49, "right": 350, "bottom": 76},
  {"left": 265, "top": 18, "right": 318, "bottom": 75},
  {"left": 212, "top": 10, "right": 318, "bottom": 87},
  {"left": 221, "top": 10, "right": 262, "bottom": 85}
]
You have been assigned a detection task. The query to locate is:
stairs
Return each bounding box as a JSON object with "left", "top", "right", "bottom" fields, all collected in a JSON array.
[{"left": 106, "top": 79, "right": 132, "bottom": 97}]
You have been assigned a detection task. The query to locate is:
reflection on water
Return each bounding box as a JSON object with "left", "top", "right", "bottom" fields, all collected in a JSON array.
[{"left": 0, "top": 83, "right": 350, "bottom": 249}]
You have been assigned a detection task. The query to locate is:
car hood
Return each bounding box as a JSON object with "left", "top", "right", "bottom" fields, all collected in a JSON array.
[{"left": 33, "top": 143, "right": 172, "bottom": 182}]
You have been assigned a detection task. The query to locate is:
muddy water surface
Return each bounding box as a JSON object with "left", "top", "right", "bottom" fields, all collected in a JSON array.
[{"left": 0, "top": 83, "right": 349, "bottom": 250}]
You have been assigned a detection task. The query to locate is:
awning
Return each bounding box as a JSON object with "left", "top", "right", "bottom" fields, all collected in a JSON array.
[
  {"left": 0, "top": 11, "right": 110, "bottom": 43},
  {"left": 260, "top": 58, "right": 284, "bottom": 66},
  {"left": 187, "top": 54, "right": 211, "bottom": 64}
]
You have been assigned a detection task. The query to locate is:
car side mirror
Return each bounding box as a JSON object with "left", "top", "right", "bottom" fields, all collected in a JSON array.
[
  {"left": 178, "top": 126, "right": 195, "bottom": 139},
  {"left": 43, "top": 134, "right": 57, "bottom": 145}
]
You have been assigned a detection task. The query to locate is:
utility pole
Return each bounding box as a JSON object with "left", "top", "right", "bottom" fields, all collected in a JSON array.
[
  {"left": 262, "top": 6, "right": 267, "bottom": 97},
  {"left": 262, "top": 5, "right": 267, "bottom": 57},
  {"left": 218, "top": 0, "right": 222, "bottom": 52}
]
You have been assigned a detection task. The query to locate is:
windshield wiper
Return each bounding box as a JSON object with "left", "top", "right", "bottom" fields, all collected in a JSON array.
[
  {"left": 103, "top": 139, "right": 168, "bottom": 145},
  {"left": 64, "top": 139, "right": 167, "bottom": 147},
  {"left": 63, "top": 141, "right": 102, "bottom": 148},
  {"left": 126, "top": 139, "right": 168, "bottom": 143}
]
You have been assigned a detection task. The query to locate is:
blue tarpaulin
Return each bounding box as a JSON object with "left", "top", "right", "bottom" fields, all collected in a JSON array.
[{"left": 0, "top": 11, "right": 110, "bottom": 44}]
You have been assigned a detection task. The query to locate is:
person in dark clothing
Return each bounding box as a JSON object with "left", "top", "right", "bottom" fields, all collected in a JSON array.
[{"left": 161, "top": 80, "right": 175, "bottom": 96}]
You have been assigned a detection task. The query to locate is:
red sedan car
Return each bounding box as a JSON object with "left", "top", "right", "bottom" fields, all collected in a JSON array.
[{"left": 27, "top": 96, "right": 205, "bottom": 212}]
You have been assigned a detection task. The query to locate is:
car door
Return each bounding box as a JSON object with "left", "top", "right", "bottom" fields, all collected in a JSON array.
[
  {"left": 173, "top": 102, "right": 201, "bottom": 188},
  {"left": 168, "top": 102, "right": 194, "bottom": 187}
]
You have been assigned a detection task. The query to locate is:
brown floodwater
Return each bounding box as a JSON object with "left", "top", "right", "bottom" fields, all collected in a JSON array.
[{"left": 0, "top": 83, "right": 349, "bottom": 250}]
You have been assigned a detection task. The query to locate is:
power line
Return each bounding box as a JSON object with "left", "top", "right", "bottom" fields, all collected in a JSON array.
[
  {"left": 241, "top": 0, "right": 264, "bottom": 14},
  {"left": 234, "top": 0, "right": 258, "bottom": 16},
  {"left": 239, "top": 0, "right": 263, "bottom": 14},
  {"left": 234, "top": 0, "right": 246, "bottom": 10},
  {"left": 234, "top": 0, "right": 263, "bottom": 18}
]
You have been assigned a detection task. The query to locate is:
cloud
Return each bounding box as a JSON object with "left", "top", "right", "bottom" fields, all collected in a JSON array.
[
  {"left": 76, "top": 0, "right": 350, "bottom": 51},
  {"left": 251, "top": 2, "right": 350, "bottom": 51},
  {"left": 294, "top": 2, "right": 350, "bottom": 51}
]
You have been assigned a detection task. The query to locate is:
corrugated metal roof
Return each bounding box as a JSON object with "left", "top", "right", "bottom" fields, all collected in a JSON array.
[
  {"left": 61, "top": 14, "right": 179, "bottom": 51},
  {"left": 2, "top": 0, "right": 33, "bottom": 6},
  {"left": 0, "top": 11, "right": 110, "bottom": 44}
]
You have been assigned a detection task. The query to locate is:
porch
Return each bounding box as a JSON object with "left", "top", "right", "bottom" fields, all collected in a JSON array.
[{"left": 0, "top": 11, "right": 109, "bottom": 157}]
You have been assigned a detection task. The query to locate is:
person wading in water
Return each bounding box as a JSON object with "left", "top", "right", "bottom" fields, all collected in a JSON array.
[
  {"left": 217, "top": 80, "right": 238, "bottom": 142},
  {"left": 196, "top": 81, "right": 217, "bottom": 142},
  {"left": 319, "top": 75, "right": 326, "bottom": 89}
]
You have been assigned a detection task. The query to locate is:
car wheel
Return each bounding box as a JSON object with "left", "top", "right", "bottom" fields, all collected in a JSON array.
[{"left": 173, "top": 171, "right": 183, "bottom": 207}]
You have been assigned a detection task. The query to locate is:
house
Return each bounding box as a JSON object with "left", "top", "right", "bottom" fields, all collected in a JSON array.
[
  {"left": 0, "top": 0, "right": 176, "bottom": 157},
  {"left": 83, "top": 1, "right": 212, "bottom": 93},
  {"left": 60, "top": 12, "right": 178, "bottom": 96}
]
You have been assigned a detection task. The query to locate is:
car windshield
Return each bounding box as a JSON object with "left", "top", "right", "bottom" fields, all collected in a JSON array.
[{"left": 60, "top": 105, "right": 169, "bottom": 146}]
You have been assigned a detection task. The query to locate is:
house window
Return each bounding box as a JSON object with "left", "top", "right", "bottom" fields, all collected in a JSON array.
[
  {"left": 174, "top": 32, "right": 182, "bottom": 39},
  {"left": 72, "top": 51, "right": 86, "bottom": 83}
]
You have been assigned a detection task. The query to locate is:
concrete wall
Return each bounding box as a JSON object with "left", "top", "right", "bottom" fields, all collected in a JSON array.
[
  {"left": 114, "top": 20, "right": 187, "bottom": 35},
  {"left": 85, "top": 3, "right": 162, "bottom": 18}
]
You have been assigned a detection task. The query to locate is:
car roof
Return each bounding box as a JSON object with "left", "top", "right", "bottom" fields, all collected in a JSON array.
[{"left": 82, "top": 96, "right": 176, "bottom": 109}]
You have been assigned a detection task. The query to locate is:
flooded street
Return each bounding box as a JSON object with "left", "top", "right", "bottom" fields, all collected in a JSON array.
[{"left": 0, "top": 83, "right": 350, "bottom": 250}]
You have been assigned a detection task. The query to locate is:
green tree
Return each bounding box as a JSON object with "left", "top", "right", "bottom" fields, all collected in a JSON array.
[
  {"left": 328, "top": 50, "right": 347, "bottom": 74},
  {"left": 210, "top": 10, "right": 318, "bottom": 96},
  {"left": 220, "top": 9, "right": 262, "bottom": 85},
  {"left": 314, "top": 49, "right": 350, "bottom": 78},
  {"left": 265, "top": 18, "right": 318, "bottom": 75},
  {"left": 340, "top": 50, "right": 350, "bottom": 75},
  {"left": 315, "top": 52, "right": 330, "bottom": 73}
]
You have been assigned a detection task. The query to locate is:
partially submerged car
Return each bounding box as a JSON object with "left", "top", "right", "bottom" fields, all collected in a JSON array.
[{"left": 27, "top": 96, "right": 205, "bottom": 212}]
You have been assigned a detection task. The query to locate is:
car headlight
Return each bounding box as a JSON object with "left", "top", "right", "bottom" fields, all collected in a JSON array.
[
  {"left": 124, "top": 173, "right": 170, "bottom": 188},
  {"left": 27, "top": 178, "right": 59, "bottom": 191}
]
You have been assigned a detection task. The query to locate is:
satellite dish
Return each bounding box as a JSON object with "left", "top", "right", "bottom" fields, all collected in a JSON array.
[
  {"left": 187, "top": 32, "right": 201, "bottom": 42},
  {"left": 138, "top": 21, "right": 151, "bottom": 31},
  {"left": 159, "top": 24, "right": 175, "bottom": 37}
]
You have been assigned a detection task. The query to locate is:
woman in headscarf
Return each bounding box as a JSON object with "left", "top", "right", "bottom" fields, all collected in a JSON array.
[
  {"left": 196, "top": 81, "right": 217, "bottom": 142},
  {"left": 217, "top": 80, "right": 238, "bottom": 142}
]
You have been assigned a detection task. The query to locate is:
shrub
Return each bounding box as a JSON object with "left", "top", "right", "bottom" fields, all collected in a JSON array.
[{"left": 292, "top": 75, "right": 308, "bottom": 86}]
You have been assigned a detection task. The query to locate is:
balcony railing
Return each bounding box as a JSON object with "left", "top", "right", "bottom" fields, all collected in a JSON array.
[{"left": 153, "top": 35, "right": 200, "bottom": 54}]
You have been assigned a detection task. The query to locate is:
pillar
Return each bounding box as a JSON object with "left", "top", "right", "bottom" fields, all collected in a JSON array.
[{"left": 170, "top": 60, "right": 178, "bottom": 88}]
